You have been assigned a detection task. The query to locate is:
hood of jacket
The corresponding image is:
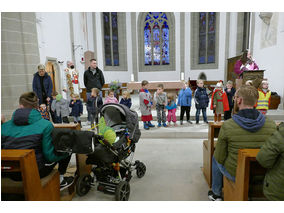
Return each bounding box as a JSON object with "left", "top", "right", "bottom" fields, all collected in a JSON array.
[
  {"left": 232, "top": 109, "right": 265, "bottom": 132},
  {"left": 12, "top": 108, "right": 42, "bottom": 126}
]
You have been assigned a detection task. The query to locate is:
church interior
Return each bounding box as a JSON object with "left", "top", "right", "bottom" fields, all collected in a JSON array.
[{"left": 1, "top": 3, "right": 284, "bottom": 209}]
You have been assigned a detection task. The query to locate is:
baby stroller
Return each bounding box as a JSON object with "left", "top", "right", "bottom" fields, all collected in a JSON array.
[{"left": 76, "top": 103, "right": 146, "bottom": 201}]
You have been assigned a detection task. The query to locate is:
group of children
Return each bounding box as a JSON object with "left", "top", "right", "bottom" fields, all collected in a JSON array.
[
  {"left": 37, "top": 88, "right": 133, "bottom": 129},
  {"left": 138, "top": 78, "right": 272, "bottom": 130}
]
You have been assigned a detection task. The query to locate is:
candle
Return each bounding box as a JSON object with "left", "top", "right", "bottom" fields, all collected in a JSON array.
[
  {"left": 131, "top": 74, "right": 134, "bottom": 82},
  {"left": 181, "top": 72, "right": 184, "bottom": 81}
]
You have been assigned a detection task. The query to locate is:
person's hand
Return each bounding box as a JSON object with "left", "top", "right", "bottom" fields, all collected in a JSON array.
[
  {"left": 63, "top": 89, "right": 67, "bottom": 92},
  {"left": 164, "top": 109, "right": 167, "bottom": 112},
  {"left": 64, "top": 68, "right": 68, "bottom": 72},
  {"left": 213, "top": 105, "right": 216, "bottom": 109},
  {"left": 46, "top": 97, "right": 50, "bottom": 102},
  {"left": 71, "top": 101, "right": 74, "bottom": 104}
]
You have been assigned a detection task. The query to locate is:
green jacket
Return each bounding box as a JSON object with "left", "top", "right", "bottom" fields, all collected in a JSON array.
[
  {"left": 1, "top": 108, "right": 67, "bottom": 169},
  {"left": 256, "top": 123, "right": 284, "bottom": 201},
  {"left": 213, "top": 112, "right": 276, "bottom": 177}
]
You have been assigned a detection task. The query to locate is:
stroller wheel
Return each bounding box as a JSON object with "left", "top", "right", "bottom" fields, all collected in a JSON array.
[
  {"left": 115, "top": 181, "right": 130, "bottom": 201},
  {"left": 76, "top": 174, "right": 92, "bottom": 196},
  {"left": 136, "top": 162, "right": 146, "bottom": 178}
]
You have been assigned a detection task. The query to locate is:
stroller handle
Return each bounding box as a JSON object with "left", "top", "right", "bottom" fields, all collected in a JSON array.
[{"left": 93, "top": 134, "right": 104, "bottom": 141}]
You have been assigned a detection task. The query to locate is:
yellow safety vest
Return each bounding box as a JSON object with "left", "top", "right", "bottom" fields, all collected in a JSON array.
[{"left": 256, "top": 90, "right": 271, "bottom": 110}]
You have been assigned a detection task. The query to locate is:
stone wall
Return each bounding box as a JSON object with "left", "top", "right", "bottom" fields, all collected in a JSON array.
[{"left": 1, "top": 12, "right": 40, "bottom": 119}]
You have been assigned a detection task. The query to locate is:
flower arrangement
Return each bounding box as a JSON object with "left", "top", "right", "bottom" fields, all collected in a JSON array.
[{"left": 109, "top": 80, "right": 122, "bottom": 91}]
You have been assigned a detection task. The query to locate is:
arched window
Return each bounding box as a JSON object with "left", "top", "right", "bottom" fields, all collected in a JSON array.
[
  {"left": 101, "top": 12, "right": 127, "bottom": 71},
  {"left": 191, "top": 12, "right": 219, "bottom": 69},
  {"left": 139, "top": 12, "right": 175, "bottom": 72}
]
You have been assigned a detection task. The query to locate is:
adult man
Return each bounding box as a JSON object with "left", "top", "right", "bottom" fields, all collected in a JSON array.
[
  {"left": 208, "top": 85, "right": 277, "bottom": 201},
  {"left": 256, "top": 122, "right": 284, "bottom": 201},
  {"left": 63, "top": 61, "right": 80, "bottom": 100},
  {"left": 84, "top": 59, "right": 105, "bottom": 124},
  {"left": 1, "top": 92, "right": 74, "bottom": 190},
  {"left": 32, "top": 64, "right": 53, "bottom": 105}
]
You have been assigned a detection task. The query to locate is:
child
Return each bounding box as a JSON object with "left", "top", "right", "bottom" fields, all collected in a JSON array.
[
  {"left": 194, "top": 79, "right": 209, "bottom": 124},
  {"left": 87, "top": 88, "right": 103, "bottom": 128},
  {"left": 50, "top": 91, "right": 61, "bottom": 123},
  {"left": 166, "top": 94, "right": 177, "bottom": 127},
  {"left": 154, "top": 84, "right": 168, "bottom": 127},
  {"left": 256, "top": 80, "right": 271, "bottom": 115},
  {"left": 69, "top": 94, "right": 83, "bottom": 127},
  {"left": 51, "top": 94, "right": 70, "bottom": 123},
  {"left": 38, "top": 103, "right": 50, "bottom": 120},
  {"left": 120, "top": 91, "right": 132, "bottom": 108},
  {"left": 104, "top": 90, "right": 119, "bottom": 104},
  {"left": 177, "top": 81, "right": 192, "bottom": 125},
  {"left": 210, "top": 81, "right": 229, "bottom": 122},
  {"left": 224, "top": 80, "right": 236, "bottom": 120},
  {"left": 139, "top": 80, "right": 155, "bottom": 130}
]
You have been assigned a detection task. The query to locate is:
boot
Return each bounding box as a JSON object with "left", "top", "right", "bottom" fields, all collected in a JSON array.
[
  {"left": 214, "top": 114, "right": 217, "bottom": 122},
  {"left": 218, "top": 114, "right": 222, "bottom": 122},
  {"left": 78, "top": 121, "right": 82, "bottom": 128},
  {"left": 144, "top": 122, "right": 149, "bottom": 130},
  {"left": 147, "top": 121, "right": 155, "bottom": 128}
]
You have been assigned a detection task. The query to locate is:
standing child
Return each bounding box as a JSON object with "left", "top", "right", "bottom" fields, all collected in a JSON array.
[
  {"left": 166, "top": 94, "right": 177, "bottom": 127},
  {"left": 120, "top": 91, "right": 132, "bottom": 108},
  {"left": 51, "top": 94, "right": 70, "bottom": 123},
  {"left": 69, "top": 94, "right": 83, "bottom": 127},
  {"left": 256, "top": 80, "right": 271, "bottom": 115},
  {"left": 210, "top": 81, "right": 229, "bottom": 122},
  {"left": 177, "top": 81, "right": 192, "bottom": 125},
  {"left": 50, "top": 91, "right": 61, "bottom": 123},
  {"left": 38, "top": 103, "right": 50, "bottom": 121},
  {"left": 87, "top": 88, "right": 103, "bottom": 128},
  {"left": 224, "top": 81, "right": 236, "bottom": 120},
  {"left": 104, "top": 90, "right": 119, "bottom": 104},
  {"left": 194, "top": 79, "right": 209, "bottom": 124},
  {"left": 139, "top": 80, "right": 155, "bottom": 130},
  {"left": 154, "top": 84, "right": 168, "bottom": 127}
]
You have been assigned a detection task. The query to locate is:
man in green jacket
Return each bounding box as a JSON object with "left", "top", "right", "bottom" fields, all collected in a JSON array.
[
  {"left": 256, "top": 122, "right": 284, "bottom": 201},
  {"left": 208, "top": 85, "right": 277, "bottom": 201},
  {"left": 1, "top": 92, "right": 74, "bottom": 191}
]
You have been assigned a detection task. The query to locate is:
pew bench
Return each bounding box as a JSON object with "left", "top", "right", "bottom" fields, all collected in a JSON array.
[
  {"left": 1, "top": 149, "right": 60, "bottom": 201},
  {"left": 223, "top": 149, "right": 266, "bottom": 201}
]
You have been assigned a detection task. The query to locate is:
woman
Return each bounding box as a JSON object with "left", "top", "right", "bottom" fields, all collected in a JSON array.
[
  {"left": 234, "top": 50, "right": 259, "bottom": 79},
  {"left": 32, "top": 64, "right": 53, "bottom": 105}
]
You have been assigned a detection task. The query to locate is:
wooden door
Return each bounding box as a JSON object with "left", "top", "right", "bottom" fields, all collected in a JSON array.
[{"left": 46, "top": 61, "right": 56, "bottom": 93}]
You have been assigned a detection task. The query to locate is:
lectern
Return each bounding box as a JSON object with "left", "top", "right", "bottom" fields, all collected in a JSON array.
[{"left": 235, "top": 70, "right": 265, "bottom": 90}]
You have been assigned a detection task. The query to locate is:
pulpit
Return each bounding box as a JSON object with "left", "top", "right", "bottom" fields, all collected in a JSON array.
[{"left": 235, "top": 70, "right": 265, "bottom": 90}]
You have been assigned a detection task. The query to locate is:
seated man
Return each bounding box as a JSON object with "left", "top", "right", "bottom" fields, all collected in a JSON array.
[
  {"left": 208, "top": 85, "right": 277, "bottom": 201},
  {"left": 1, "top": 92, "right": 74, "bottom": 191},
  {"left": 256, "top": 122, "right": 284, "bottom": 201}
]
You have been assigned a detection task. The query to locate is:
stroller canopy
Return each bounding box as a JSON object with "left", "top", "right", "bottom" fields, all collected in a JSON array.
[{"left": 100, "top": 103, "right": 141, "bottom": 143}]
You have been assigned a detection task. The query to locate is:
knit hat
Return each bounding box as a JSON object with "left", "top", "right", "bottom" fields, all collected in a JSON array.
[
  {"left": 19, "top": 92, "right": 39, "bottom": 109},
  {"left": 56, "top": 94, "right": 63, "bottom": 101}
]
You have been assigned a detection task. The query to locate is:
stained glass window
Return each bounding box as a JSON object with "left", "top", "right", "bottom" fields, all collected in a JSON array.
[
  {"left": 198, "top": 12, "right": 216, "bottom": 64},
  {"left": 143, "top": 12, "right": 170, "bottom": 66},
  {"left": 103, "top": 12, "right": 119, "bottom": 66}
]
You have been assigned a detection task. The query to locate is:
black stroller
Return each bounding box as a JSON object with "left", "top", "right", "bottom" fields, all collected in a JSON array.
[{"left": 76, "top": 103, "right": 146, "bottom": 201}]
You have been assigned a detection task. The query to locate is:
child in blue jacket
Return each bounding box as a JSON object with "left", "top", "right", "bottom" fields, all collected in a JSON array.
[
  {"left": 177, "top": 81, "right": 192, "bottom": 125},
  {"left": 120, "top": 91, "right": 132, "bottom": 108},
  {"left": 69, "top": 94, "right": 83, "bottom": 127}
]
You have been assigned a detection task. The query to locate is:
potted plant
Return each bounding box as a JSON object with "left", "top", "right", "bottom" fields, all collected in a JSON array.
[{"left": 109, "top": 80, "right": 122, "bottom": 99}]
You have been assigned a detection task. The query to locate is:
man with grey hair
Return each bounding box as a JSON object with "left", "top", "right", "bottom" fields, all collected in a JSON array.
[{"left": 63, "top": 61, "right": 80, "bottom": 100}]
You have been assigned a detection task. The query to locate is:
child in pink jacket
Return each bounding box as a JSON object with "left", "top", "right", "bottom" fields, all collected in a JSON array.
[{"left": 104, "top": 90, "right": 119, "bottom": 104}]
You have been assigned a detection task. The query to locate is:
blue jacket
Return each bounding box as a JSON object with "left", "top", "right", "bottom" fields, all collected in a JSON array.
[
  {"left": 32, "top": 72, "right": 53, "bottom": 105},
  {"left": 166, "top": 101, "right": 177, "bottom": 110},
  {"left": 69, "top": 100, "right": 83, "bottom": 117},
  {"left": 87, "top": 96, "right": 103, "bottom": 114},
  {"left": 178, "top": 88, "right": 192, "bottom": 107},
  {"left": 120, "top": 98, "right": 132, "bottom": 108},
  {"left": 1, "top": 108, "right": 67, "bottom": 170},
  {"left": 194, "top": 87, "right": 209, "bottom": 109}
]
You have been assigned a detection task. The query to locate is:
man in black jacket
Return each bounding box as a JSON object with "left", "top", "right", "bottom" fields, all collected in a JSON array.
[{"left": 84, "top": 59, "right": 105, "bottom": 124}]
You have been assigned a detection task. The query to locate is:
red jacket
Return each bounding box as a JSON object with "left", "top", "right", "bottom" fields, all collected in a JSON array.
[{"left": 210, "top": 89, "right": 230, "bottom": 112}]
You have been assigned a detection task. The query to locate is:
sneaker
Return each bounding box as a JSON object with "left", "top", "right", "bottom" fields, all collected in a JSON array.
[
  {"left": 174, "top": 123, "right": 178, "bottom": 127},
  {"left": 196, "top": 121, "right": 199, "bottom": 124},
  {"left": 163, "top": 123, "right": 167, "bottom": 127},
  {"left": 60, "top": 176, "right": 75, "bottom": 191},
  {"left": 157, "top": 123, "right": 162, "bottom": 127},
  {"left": 204, "top": 121, "right": 209, "bottom": 124},
  {"left": 74, "top": 121, "right": 77, "bottom": 124},
  {"left": 147, "top": 122, "right": 155, "bottom": 128},
  {"left": 187, "top": 120, "right": 192, "bottom": 124},
  {"left": 180, "top": 121, "right": 183, "bottom": 125},
  {"left": 144, "top": 123, "right": 150, "bottom": 130},
  {"left": 168, "top": 122, "right": 171, "bottom": 127},
  {"left": 208, "top": 190, "right": 223, "bottom": 201}
]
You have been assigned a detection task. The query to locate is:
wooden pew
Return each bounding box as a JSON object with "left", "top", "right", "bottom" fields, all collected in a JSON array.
[
  {"left": 223, "top": 149, "right": 266, "bottom": 201},
  {"left": 53, "top": 123, "right": 92, "bottom": 200},
  {"left": 202, "top": 121, "right": 223, "bottom": 187},
  {"left": 1, "top": 149, "right": 60, "bottom": 201}
]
